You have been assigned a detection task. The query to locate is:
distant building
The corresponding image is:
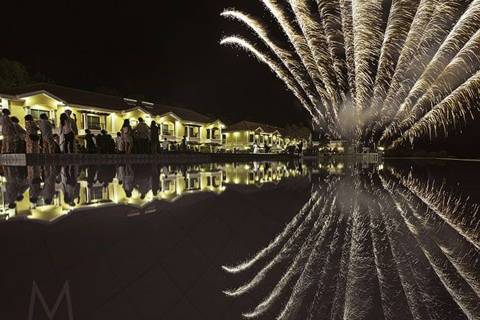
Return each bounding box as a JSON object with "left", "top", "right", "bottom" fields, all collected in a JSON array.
[{"left": 222, "top": 121, "right": 310, "bottom": 153}]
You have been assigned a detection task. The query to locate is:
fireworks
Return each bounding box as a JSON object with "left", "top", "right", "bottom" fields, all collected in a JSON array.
[{"left": 221, "top": 0, "right": 480, "bottom": 148}]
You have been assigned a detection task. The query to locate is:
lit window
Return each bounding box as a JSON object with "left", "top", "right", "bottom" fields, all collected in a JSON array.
[
  {"left": 87, "top": 115, "right": 104, "bottom": 130},
  {"left": 31, "top": 109, "right": 49, "bottom": 120}
]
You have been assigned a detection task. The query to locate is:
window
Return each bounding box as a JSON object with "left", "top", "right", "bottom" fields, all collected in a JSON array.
[
  {"left": 31, "top": 109, "right": 50, "bottom": 120},
  {"left": 87, "top": 115, "right": 102, "bottom": 130},
  {"left": 186, "top": 126, "right": 199, "bottom": 138},
  {"left": 161, "top": 124, "right": 173, "bottom": 136},
  {"left": 206, "top": 129, "right": 211, "bottom": 139},
  {"left": 222, "top": 134, "right": 226, "bottom": 142},
  {"left": 249, "top": 134, "right": 254, "bottom": 143}
]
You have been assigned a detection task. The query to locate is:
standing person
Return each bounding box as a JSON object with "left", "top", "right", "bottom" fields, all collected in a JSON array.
[
  {"left": 181, "top": 136, "right": 188, "bottom": 152},
  {"left": 150, "top": 120, "right": 160, "bottom": 154},
  {"left": 11, "top": 116, "right": 26, "bottom": 153},
  {"left": 115, "top": 132, "right": 123, "bottom": 153},
  {"left": 133, "top": 118, "right": 150, "bottom": 154},
  {"left": 60, "top": 113, "right": 74, "bottom": 153},
  {"left": 84, "top": 129, "right": 97, "bottom": 153},
  {"left": 121, "top": 119, "right": 133, "bottom": 154},
  {"left": 0, "top": 109, "right": 15, "bottom": 153},
  {"left": 24, "top": 115, "right": 40, "bottom": 154},
  {"left": 162, "top": 137, "right": 169, "bottom": 152},
  {"left": 39, "top": 114, "right": 55, "bottom": 154},
  {"left": 298, "top": 141, "right": 304, "bottom": 156}
]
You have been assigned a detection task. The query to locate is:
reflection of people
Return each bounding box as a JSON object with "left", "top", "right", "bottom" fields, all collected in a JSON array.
[
  {"left": 61, "top": 166, "right": 80, "bottom": 206},
  {"left": 4, "top": 166, "right": 19, "bottom": 208},
  {"left": 27, "top": 166, "right": 42, "bottom": 204},
  {"left": 123, "top": 165, "right": 134, "bottom": 198},
  {"left": 41, "top": 166, "right": 56, "bottom": 204},
  {"left": 253, "top": 143, "right": 259, "bottom": 154}
]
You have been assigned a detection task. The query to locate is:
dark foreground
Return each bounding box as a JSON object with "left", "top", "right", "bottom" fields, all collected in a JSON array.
[{"left": 0, "top": 160, "right": 479, "bottom": 320}]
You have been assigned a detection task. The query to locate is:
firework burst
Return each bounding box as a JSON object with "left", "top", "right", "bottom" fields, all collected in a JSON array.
[{"left": 221, "top": 0, "right": 480, "bottom": 148}]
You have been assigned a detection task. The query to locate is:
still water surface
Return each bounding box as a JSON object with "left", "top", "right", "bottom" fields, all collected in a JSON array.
[{"left": 0, "top": 160, "right": 479, "bottom": 319}]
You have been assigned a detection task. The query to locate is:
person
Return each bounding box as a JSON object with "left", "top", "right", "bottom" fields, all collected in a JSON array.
[
  {"left": 52, "top": 134, "right": 61, "bottom": 153},
  {"left": 181, "top": 136, "right": 187, "bottom": 152},
  {"left": 24, "top": 115, "right": 40, "bottom": 154},
  {"left": 162, "top": 137, "right": 169, "bottom": 152},
  {"left": 65, "top": 109, "right": 78, "bottom": 138},
  {"left": 11, "top": 116, "right": 26, "bottom": 153},
  {"left": 95, "top": 130, "right": 107, "bottom": 153},
  {"left": 115, "top": 132, "right": 123, "bottom": 153},
  {"left": 150, "top": 120, "right": 160, "bottom": 154},
  {"left": 60, "top": 112, "right": 75, "bottom": 153},
  {"left": 121, "top": 119, "right": 133, "bottom": 154},
  {"left": 253, "top": 142, "right": 259, "bottom": 154},
  {"left": 298, "top": 141, "right": 304, "bottom": 156},
  {"left": 107, "top": 133, "right": 115, "bottom": 153},
  {"left": 0, "top": 109, "right": 15, "bottom": 153},
  {"left": 133, "top": 118, "right": 150, "bottom": 154},
  {"left": 84, "top": 129, "right": 97, "bottom": 153},
  {"left": 39, "top": 113, "right": 55, "bottom": 154}
]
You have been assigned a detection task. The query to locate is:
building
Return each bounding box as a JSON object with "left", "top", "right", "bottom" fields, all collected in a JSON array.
[
  {"left": 0, "top": 83, "right": 225, "bottom": 150},
  {"left": 222, "top": 121, "right": 310, "bottom": 153}
]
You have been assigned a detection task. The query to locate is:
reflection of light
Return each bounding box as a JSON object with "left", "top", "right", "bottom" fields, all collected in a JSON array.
[
  {"left": 378, "top": 164, "right": 384, "bottom": 171},
  {"left": 378, "top": 146, "right": 385, "bottom": 151}
]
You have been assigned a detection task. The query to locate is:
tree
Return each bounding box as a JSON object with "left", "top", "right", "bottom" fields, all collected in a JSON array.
[{"left": 0, "top": 58, "right": 31, "bottom": 91}]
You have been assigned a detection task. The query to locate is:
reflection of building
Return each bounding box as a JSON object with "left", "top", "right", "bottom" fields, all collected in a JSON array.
[
  {"left": 0, "top": 162, "right": 308, "bottom": 221},
  {"left": 0, "top": 83, "right": 225, "bottom": 151},
  {"left": 223, "top": 121, "right": 309, "bottom": 153}
]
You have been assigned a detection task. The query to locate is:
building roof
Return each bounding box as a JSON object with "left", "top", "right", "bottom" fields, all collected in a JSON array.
[
  {"left": 1, "top": 83, "right": 218, "bottom": 123},
  {"left": 224, "top": 121, "right": 282, "bottom": 134}
]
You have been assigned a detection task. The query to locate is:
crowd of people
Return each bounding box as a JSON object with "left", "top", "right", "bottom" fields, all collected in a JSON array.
[{"left": 0, "top": 109, "right": 175, "bottom": 155}]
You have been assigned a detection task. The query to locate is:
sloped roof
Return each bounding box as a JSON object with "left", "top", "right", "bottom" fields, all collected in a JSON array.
[
  {"left": 224, "top": 121, "right": 282, "bottom": 133},
  {"left": 2, "top": 83, "right": 134, "bottom": 111},
  {"left": 1, "top": 83, "right": 218, "bottom": 123}
]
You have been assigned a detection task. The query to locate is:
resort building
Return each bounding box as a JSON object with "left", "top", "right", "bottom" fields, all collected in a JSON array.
[
  {"left": 222, "top": 121, "right": 310, "bottom": 153},
  {"left": 0, "top": 83, "right": 225, "bottom": 150}
]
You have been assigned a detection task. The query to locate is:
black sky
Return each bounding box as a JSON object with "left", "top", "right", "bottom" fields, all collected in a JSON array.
[{"left": 2, "top": 0, "right": 308, "bottom": 127}]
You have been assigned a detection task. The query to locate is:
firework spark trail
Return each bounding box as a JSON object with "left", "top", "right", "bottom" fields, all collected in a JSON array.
[
  {"left": 275, "top": 209, "right": 344, "bottom": 320},
  {"left": 260, "top": 0, "right": 334, "bottom": 117},
  {"left": 384, "top": 176, "right": 480, "bottom": 319},
  {"left": 371, "top": 0, "right": 437, "bottom": 137},
  {"left": 366, "top": 179, "right": 412, "bottom": 320},
  {"left": 376, "top": 185, "right": 433, "bottom": 320},
  {"left": 393, "top": 176, "right": 480, "bottom": 298},
  {"left": 369, "top": 0, "right": 420, "bottom": 124},
  {"left": 383, "top": 0, "right": 480, "bottom": 139},
  {"left": 339, "top": 0, "right": 357, "bottom": 100},
  {"left": 222, "top": 190, "right": 321, "bottom": 274},
  {"left": 220, "top": 36, "right": 321, "bottom": 124},
  {"left": 289, "top": 0, "right": 342, "bottom": 114},
  {"left": 343, "top": 204, "right": 377, "bottom": 320},
  {"left": 329, "top": 203, "right": 353, "bottom": 320},
  {"left": 223, "top": 194, "right": 330, "bottom": 297},
  {"left": 220, "top": 10, "right": 328, "bottom": 121},
  {"left": 316, "top": 0, "right": 349, "bottom": 95},
  {"left": 387, "top": 28, "right": 480, "bottom": 142},
  {"left": 394, "top": 171, "right": 480, "bottom": 251},
  {"left": 351, "top": 0, "right": 385, "bottom": 115},
  {"left": 306, "top": 214, "right": 351, "bottom": 320},
  {"left": 393, "top": 70, "right": 480, "bottom": 145},
  {"left": 243, "top": 200, "right": 337, "bottom": 319},
  {"left": 381, "top": 0, "right": 469, "bottom": 120}
]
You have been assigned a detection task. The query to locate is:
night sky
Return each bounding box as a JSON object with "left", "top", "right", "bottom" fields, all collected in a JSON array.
[
  {"left": 3, "top": 1, "right": 480, "bottom": 155},
  {"left": 2, "top": 0, "right": 308, "bottom": 127}
]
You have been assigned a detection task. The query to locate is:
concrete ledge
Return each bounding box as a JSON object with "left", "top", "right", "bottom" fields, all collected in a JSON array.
[{"left": 0, "top": 152, "right": 300, "bottom": 166}]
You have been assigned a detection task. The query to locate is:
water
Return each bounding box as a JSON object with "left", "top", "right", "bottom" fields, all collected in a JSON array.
[{"left": 0, "top": 160, "right": 478, "bottom": 319}]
